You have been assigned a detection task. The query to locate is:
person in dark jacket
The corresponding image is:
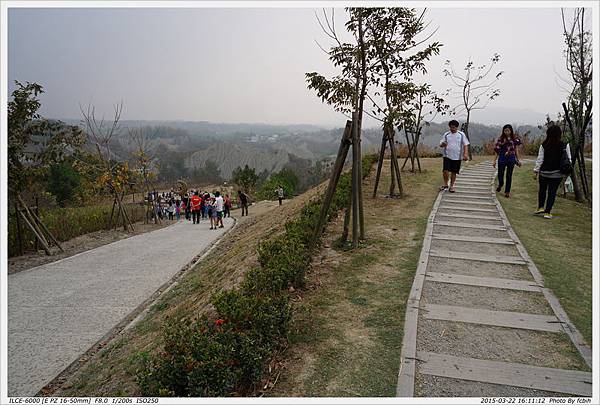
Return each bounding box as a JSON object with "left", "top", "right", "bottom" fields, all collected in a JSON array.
[
  {"left": 533, "top": 125, "right": 572, "bottom": 219},
  {"left": 493, "top": 124, "right": 522, "bottom": 198},
  {"left": 238, "top": 190, "right": 249, "bottom": 217}
]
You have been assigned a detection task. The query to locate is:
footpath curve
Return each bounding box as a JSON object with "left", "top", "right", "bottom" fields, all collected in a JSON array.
[
  {"left": 397, "top": 161, "right": 592, "bottom": 397},
  {"left": 8, "top": 217, "right": 235, "bottom": 397}
]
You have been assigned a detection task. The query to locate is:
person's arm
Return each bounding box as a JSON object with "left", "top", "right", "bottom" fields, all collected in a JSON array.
[{"left": 533, "top": 145, "right": 544, "bottom": 177}]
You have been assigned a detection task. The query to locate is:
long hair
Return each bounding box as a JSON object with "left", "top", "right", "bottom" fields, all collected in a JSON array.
[
  {"left": 499, "top": 124, "right": 514, "bottom": 142},
  {"left": 542, "top": 125, "right": 562, "bottom": 150}
]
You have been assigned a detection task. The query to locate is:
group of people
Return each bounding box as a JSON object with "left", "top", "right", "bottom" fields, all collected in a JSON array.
[
  {"left": 439, "top": 119, "right": 572, "bottom": 219},
  {"left": 147, "top": 189, "right": 253, "bottom": 228}
]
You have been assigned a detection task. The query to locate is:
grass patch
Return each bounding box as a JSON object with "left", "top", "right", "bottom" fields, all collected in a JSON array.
[{"left": 496, "top": 162, "right": 592, "bottom": 345}]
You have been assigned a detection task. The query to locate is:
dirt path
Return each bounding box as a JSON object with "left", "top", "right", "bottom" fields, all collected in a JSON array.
[{"left": 397, "top": 162, "right": 592, "bottom": 397}]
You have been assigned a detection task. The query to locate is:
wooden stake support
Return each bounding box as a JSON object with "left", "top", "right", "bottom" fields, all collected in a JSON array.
[
  {"left": 372, "top": 125, "right": 403, "bottom": 198},
  {"left": 311, "top": 120, "right": 353, "bottom": 247}
]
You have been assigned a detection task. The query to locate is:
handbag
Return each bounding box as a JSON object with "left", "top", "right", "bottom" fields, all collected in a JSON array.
[{"left": 559, "top": 143, "right": 573, "bottom": 175}]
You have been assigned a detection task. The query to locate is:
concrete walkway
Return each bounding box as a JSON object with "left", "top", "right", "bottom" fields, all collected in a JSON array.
[
  {"left": 8, "top": 217, "right": 234, "bottom": 397},
  {"left": 397, "top": 162, "right": 592, "bottom": 397}
]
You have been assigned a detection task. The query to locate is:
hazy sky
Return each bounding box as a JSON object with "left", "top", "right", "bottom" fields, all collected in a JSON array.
[{"left": 7, "top": 5, "right": 586, "bottom": 127}]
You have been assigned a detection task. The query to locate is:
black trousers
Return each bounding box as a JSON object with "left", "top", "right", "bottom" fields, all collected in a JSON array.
[
  {"left": 278, "top": 197, "right": 283, "bottom": 205},
  {"left": 192, "top": 210, "right": 200, "bottom": 224},
  {"left": 498, "top": 161, "right": 515, "bottom": 193},
  {"left": 538, "top": 176, "right": 562, "bottom": 213},
  {"left": 241, "top": 203, "right": 248, "bottom": 216}
]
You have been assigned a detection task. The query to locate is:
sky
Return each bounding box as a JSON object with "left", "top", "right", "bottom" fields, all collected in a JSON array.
[{"left": 6, "top": 4, "right": 590, "bottom": 127}]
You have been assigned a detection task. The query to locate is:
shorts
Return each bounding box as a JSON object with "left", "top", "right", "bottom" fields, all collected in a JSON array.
[
  {"left": 210, "top": 209, "right": 217, "bottom": 218},
  {"left": 217, "top": 211, "right": 223, "bottom": 219},
  {"left": 442, "top": 157, "right": 462, "bottom": 174}
]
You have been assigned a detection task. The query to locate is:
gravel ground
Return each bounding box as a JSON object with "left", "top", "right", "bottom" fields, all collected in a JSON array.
[
  {"left": 430, "top": 239, "right": 520, "bottom": 257},
  {"left": 416, "top": 319, "right": 590, "bottom": 371}
]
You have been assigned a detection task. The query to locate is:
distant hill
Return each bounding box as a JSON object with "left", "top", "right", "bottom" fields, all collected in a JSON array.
[{"left": 56, "top": 118, "right": 546, "bottom": 182}]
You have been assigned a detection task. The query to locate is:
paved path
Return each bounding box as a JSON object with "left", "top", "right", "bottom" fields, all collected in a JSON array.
[
  {"left": 397, "top": 162, "right": 592, "bottom": 397},
  {"left": 8, "top": 217, "right": 235, "bottom": 397}
]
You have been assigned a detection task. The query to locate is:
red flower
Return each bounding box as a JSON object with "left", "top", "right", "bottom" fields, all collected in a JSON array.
[{"left": 214, "top": 319, "right": 225, "bottom": 326}]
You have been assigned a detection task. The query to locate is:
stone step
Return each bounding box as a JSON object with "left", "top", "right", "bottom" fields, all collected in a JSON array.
[
  {"left": 432, "top": 233, "right": 515, "bottom": 245},
  {"left": 417, "top": 351, "right": 592, "bottom": 396},
  {"left": 435, "top": 212, "right": 502, "bottom": 221},
  {"left": 429, "top": 249, "right": 527, "bottom": 265},
  {"left": 442, "top": 199, "right": 496, "bottom": 206},
  {"left": 437, "top": 205, "right": 497, "bottom": 213},
  {"left": 425, "top": 271, "right": 540, "bottom": 291},
  {"left": 434, "top": 221, "right": 505, "bottom": 231},
  {"left": 422, "top": 304, "right": 562, "bottom": 333}
]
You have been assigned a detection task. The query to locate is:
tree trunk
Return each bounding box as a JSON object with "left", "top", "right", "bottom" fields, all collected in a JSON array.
[
  {"left": 372, "top": 133, "right": 387, "bottom": 198},
  {"left": 464, "top": 112, "right": 473, "bottom": 160},
  {"left": 352, "top": 113, "right": 360, "bottom": 248}
]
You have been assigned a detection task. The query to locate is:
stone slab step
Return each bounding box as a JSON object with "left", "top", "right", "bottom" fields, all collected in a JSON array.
[
  {"left": 435, "top": 213, "right": 502, "bottom": 221},
  {"left": 429, "top": 250, "right": 526, "bottom": 265},
  {"left": 438, "top": 205, "right": 497, "bottom": 213},
  {"left": 442, "top": 199, "right": 496, "bottom": 206},
  {"left": 432, "top": 233, "right": 515, "bottom": 245},
  {"left": 417, "top": 351, "right": 592, "bottom": 396},
  {"left": 452, "top": 190, "right": 493, "bottom": 195},
  {"left": 445, "top": 194, "right": 493, "bottom": 200},
  {"left": 434, "top": 221, "right": 505, "bottom": 231},
  {"left": 425, "top": 271, "right": 540, "bottom": 292},
  {"left": 422, "top": 304, "right": 562, "bottom": 333}
]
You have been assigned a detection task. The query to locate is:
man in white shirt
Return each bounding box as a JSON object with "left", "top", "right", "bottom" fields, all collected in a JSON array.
[
  {"left": 439, "top": 120, "right": 470, "bottom": 193},
  {"left": 214, "top": 191, "right": 225, "bottom": 228}
]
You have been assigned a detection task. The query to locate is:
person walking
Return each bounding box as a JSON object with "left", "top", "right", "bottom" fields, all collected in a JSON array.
[
  {"left": 224, "top": 194, "right": 232, "bottom": 218},
  {"left": 533, "top": 125, "right": 572, "bottom": 219},
  {"left": 276, "top": 185, "right": 285, "bottom": 206},
  {"left": 190, "top": 191, "right": 202, "bottom": 224},
  {"left": 214, "top": 191, "right": 225, "bottom": 228},
  {"left": 439, "top": 120, "right": 470, "bottom": 193},
  {"left": 238, "top": 190, "right": 249, "bottom": 217},
  {"left": 493, "top": 124, "right": 522, "bottom": 198}
]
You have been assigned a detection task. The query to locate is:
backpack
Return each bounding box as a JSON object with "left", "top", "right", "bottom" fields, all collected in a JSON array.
[{"left": 560, "top": 144, "right": 573, "bottom": 175}]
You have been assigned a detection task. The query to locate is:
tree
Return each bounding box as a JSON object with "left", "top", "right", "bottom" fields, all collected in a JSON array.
[
  {"left": 401, "top": 84, "right": 449, "bottom": 172},
  {"left": 192, "top": 160, "right": 223, "bottom": 185},
  {"left": 8, "top": 81, "right": 85, "bottom": 196},
  {"left": 306, "top": 8, "right": 372, "bottom": 245},
  {"left": 79, "top": 102, "right": 135, "bottom": 231},
  {"left": 443, "top": 54, "right": 504, "bottom": 159},
  {"left": 46, "top": 161, "right": 82, "bottom": 207},
  {"left": 129, "top": 127, "right": 160, "bottom": 223},
  {"left": 363, "top": 8, "right": 442, "bottom": 189},
  {"left": 560, "top": 8, "right": 592, "bottom": 202},
  {"left": 231, "top": 165, "right": 259, "bottom": 193}
]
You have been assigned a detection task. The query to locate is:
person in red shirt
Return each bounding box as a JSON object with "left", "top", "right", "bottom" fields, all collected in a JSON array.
[{"left": 190, "top": 191, "right": 202, "bottom": 224}]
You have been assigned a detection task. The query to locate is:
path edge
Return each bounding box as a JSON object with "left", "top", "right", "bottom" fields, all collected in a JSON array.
[{"left": 395, "top": 189, "right": 444, "bottom": 397}]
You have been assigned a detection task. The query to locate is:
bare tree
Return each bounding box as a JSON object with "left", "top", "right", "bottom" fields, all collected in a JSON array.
[
  {"left": 80, "top": 102, "right": 135, "bottom": 231},
  {"left": 129, "top": 127, "right": 161, "bottom": 224},
  {"left": 443, "top": 54, "right": 504, "bottom": 159},
  {"left": 561, "top": 8, "right": 592, "bottom": 202},
  {"left": 401, "top": 85, "right": 449, "bottom": 173}
]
